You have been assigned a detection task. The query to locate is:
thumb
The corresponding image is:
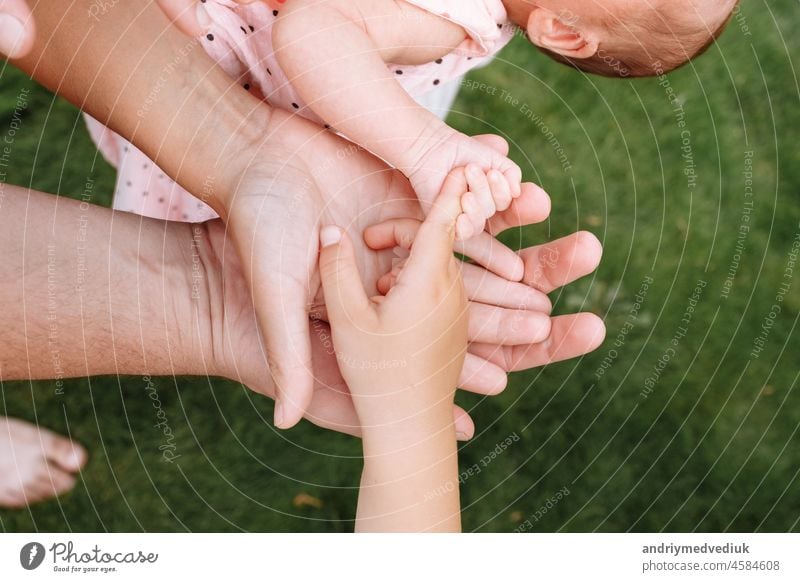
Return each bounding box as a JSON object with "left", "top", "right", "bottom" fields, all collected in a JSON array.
[
  {"left": 318, "top": 226, "right": 371, "bottom": 326},
  {"left": 0, "top": 0, "right": 35, "bottom": 59},
  {"left": 405, "top": 168, "right": 466, "bottom": 279}
]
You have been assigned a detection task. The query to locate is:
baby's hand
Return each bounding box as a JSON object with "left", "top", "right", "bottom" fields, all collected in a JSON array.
[
  {"left": 318, "top": 168, "right": 469, "bottom": 434},
  {"left": 404, "top": 131, "right": 523, "bottom": 240},
  {"left": 455, "top": 164, "right": 516, "bottom": 241}
]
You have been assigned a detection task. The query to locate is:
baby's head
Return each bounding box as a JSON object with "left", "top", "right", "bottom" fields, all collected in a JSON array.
[{"left": 503, "top": 0, "right": 737, "bottom": 77}]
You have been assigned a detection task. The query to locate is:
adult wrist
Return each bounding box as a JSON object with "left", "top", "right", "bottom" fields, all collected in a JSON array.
[{"left": 152, "top": 60, "right": 276, "bottom": 218}]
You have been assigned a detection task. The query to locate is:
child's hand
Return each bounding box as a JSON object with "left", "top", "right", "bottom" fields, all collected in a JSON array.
[
  {"left": 403, "top": 130, "right": 524, "bottom": 241},
  {"left": 318, "top": 168, "right": 469, "bottom": 438}
]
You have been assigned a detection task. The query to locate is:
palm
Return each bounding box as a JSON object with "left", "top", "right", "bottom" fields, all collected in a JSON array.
[
  {"left": 221, "top": 118, "right": 427, "bottom": 425},
  {"left": 231, "top": 128, "right": 420, "bottom": 304}
]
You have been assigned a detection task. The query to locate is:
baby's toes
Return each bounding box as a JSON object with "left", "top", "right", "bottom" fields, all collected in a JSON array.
[{"left": 488, "top": 170, "right": 512, "bottom": 211}]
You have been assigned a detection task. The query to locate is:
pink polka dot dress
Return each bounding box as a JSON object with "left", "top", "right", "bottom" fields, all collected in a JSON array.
[{"left": 86, "top": 0, "right": 515, "bottom": 222}]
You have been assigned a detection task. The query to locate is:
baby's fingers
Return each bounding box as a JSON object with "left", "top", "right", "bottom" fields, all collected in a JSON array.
[
  {"left": 502, "top": 160, "right": 523, "bottom": 198},
  {"left": 458, "top": 190, "right": 484, "bottom": 241},
  {"left": 465, "top": 165, "right": 496, "bottom": 219},
  {"left": 488, "top": 169, "right": 513, "bottom": 211}
]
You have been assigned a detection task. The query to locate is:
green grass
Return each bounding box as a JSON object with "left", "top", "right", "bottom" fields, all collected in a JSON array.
[{"left": 1, "top": 0, "right": 798, "bottom": 532}]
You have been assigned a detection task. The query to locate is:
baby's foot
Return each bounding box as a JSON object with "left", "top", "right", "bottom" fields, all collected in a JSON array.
[
  {"left": 0, "top": 417, "right": 88, "bottom": 508},
  {"left": 456, "top": 164, "right": 513, "bottom": 240}
]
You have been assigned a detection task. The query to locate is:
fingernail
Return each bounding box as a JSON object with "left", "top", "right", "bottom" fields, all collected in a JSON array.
[
  {"left": 320, "top": 226, "right": 342, "bottom": 248},
  {"left": 0, "top": 14, "right": 26, "bottom": 58},
  {"left": 274, "top": 401, "right": 285, "bottom": 428},
  {"left": 195, "top": 3, "right": 212, "bottom": 30}
]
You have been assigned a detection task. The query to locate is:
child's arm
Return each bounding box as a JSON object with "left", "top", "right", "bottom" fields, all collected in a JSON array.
[
  {"left": 274, "top": 0, "right": 523, "bottom": 238},
  {"left": 357, "top": 413, "right": 460, "bottom": 532},
  {"left": 318, "top": 169, "right": 474, "bottom": 532}
]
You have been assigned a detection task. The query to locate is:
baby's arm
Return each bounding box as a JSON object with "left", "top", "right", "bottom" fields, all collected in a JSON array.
[
  {"left": 317, "top": 169, "right": 472, "bottom": 531},
  {"left": 273, "top": 0, "right": 522, "bottom": 237},
  {"left": 273, "top": 0, "right": 460, "bottom": 171}
]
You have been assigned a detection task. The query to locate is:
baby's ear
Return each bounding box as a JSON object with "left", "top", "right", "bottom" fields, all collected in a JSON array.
[{"left": 525, "top": 7, "right": 598, "bottom": 59}]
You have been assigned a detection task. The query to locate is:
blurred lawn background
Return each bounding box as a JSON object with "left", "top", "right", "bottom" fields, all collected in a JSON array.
[{"left": 1, "top": 0, "right": 798, "bottom": 532}]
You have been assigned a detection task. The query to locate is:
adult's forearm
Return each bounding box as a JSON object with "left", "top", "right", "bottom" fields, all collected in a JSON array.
[
  {"left": 0, "top": 185, "right": 202, "bottom": 380},
  {"left": 10, "top": 0, "right": 267, "bottom": 212}
]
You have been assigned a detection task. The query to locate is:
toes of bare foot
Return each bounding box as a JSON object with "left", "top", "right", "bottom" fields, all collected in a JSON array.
[
  {"left": 26, "top": 468, "right": 77, "bottom": 504},
  {"left": 0, "top": 417, "right": 86, "bottom": 509},
  {"left": 41, "top": 429, "right": 88, "bottom": 473}
]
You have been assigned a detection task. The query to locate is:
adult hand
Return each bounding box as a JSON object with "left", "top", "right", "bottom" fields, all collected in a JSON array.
[
  {"left": 211, "top": 110, "right": 605, "bottom": 430},
  {"left": 367, "top": 224, "right": 606, "bottom": 391},
  {"left": 197, "top": 218, "right": 603, "bottom": 440}
]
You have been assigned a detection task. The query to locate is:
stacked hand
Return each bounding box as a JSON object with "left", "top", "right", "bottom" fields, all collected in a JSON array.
[
  {"left": 1, "top": 0, "right": 605, "bottom": 437},
  {"left": 202, "top": 109, "right": 605, "bottom": 434}
]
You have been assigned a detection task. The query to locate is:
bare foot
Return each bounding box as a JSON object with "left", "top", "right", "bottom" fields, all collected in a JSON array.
[{"left": 0, "top": 417, "right": 88, "bottom": 509}]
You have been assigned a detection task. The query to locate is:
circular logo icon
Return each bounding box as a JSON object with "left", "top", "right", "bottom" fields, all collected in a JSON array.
[{"left": 20, "top": 542, "right": 46, "bottom": 570}]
